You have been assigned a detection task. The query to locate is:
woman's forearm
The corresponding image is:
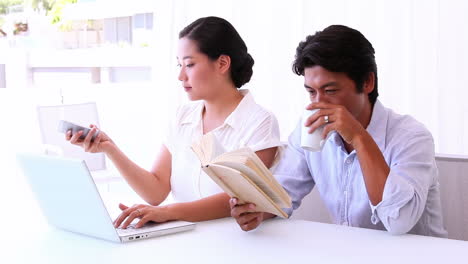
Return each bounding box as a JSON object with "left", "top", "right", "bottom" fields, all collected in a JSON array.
[
  {"left": 105, "top": 144, "right": 170, "bottom": 205},
  {"left": 166, "top": 193, "right": 231, "bottom": 222}
]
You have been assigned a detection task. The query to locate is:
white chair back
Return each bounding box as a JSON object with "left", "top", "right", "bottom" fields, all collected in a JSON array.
[
  {"left": 436, "top": 154, "right": 468, "bottom": 240},
  {"left": 36, "top": 102, "right": 106, "bottom": 171}
]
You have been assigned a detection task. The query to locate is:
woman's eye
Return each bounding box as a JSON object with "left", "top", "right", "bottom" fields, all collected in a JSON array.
[
  {"left": 186, "top": 63, "right": 194, "bottom": 68},
  {"left": 308, "top": 90, "right": 316, "bottom": 95}
]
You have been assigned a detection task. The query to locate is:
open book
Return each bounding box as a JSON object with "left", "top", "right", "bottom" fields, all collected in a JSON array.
[{"left": 191, "top": 132, "right": 292, "bottom": 218}]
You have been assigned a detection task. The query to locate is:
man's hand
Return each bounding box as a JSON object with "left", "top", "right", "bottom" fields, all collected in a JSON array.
[
  {"left": 229, "top": 198, "right": 275, "bottom": 231},
  {"left": 305, "top": 102, "right": 367, "bottom": 147},
  {"left": 306, "top": 101, "right": 389, "bottom": 205}
]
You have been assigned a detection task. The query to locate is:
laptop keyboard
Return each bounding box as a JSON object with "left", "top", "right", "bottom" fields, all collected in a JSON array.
[{"left": 116, "top": 222, "right": 159, "bottom": 235}]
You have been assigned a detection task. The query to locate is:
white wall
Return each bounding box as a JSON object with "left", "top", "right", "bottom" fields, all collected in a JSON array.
[
  {"left": 3, "top": 0, "right": 467, "bottom": 155},
  {"left": 163, "top": 0, "right": 468, "bottom": 155}
]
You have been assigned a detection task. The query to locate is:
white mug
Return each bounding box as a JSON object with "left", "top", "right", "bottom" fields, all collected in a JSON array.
[{"left": 300, "top": 109, "right": 327, "bottom": 152}]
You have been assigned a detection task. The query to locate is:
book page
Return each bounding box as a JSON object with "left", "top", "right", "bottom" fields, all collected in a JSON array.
[
  {"left": 202, "top": 166, "right": 239, "bottom": 198},
  {"left": 214, "top": 148, "right": 292, "bottom": 208},
  {"left": 245, "top": 159, "right": 292, "bottom": 208},
  {"left": 206, "top": 164, "right": 288, "bottom": 218},
  {"left": 214, "top": 160, "right": 284, "bottom": 205},
  {"left": 191, "top": 140, "right": 208, "bottom": 166},
  {"left": 209, "top": 133, "right": 226, "bottom": 160},
  {"left": 191, "top": 133, "right": 291, "bottom": 214},
  {"left": 192, "top": 132, "right": 226, "bottom": 163}
]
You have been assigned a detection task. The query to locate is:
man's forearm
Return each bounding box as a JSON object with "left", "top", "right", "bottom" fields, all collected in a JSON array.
[{"left": 354, "top": 131, "right": 390, "bottom": 205}]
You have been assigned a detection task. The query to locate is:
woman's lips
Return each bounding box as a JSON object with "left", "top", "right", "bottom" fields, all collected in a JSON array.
[{"left": 184, "top": 86, "right": 192, "bottom": 92}]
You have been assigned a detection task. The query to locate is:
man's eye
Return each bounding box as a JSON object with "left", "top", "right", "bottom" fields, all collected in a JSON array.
[
  {"left": 186, "top": 63, "right": 194, "bottom": 68},
  {"left": 308, "top": 90, "right": 316, "bottom": 95},
  {"left": 325, "top": 89, "right": 337, "bottom": 94}
]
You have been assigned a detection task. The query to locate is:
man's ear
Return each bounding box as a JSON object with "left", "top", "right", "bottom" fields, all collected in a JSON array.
[
  {"left": 217, "top": 55, "right": 231, "bottom": 74},
  {"left": 363, "top": 72, "right": 375, "bottom": 94}
]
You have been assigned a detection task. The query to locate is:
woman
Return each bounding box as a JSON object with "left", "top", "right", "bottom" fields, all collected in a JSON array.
[{"left": 67, "top": 16, "right": 281, "bottom": 228}]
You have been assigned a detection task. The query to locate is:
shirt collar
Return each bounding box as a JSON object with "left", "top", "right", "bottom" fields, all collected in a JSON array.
[
  {"left": 179, "top": 89, "right": 254, "bottom": 130},
  {"left": 365, "top": 100, "right": 388, "bottom": 150},
  {"left": 180, "top": 101, "right": 204, "bottom": 126},
  {"left": 223, "top": 89, "right": 254, "bottom": 130},
  {"left": 328, "top": 100, "right": 388, "bottom": 151}
]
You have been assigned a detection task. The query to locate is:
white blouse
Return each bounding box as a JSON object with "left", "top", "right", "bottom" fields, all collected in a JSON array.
[{"left": 164, "top": 90, "right": 281, "bottom": 202}]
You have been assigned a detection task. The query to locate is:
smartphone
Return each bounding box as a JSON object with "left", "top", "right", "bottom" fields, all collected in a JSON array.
[{"left": 57, "top": 120, "right": 99, "bottom": 141}]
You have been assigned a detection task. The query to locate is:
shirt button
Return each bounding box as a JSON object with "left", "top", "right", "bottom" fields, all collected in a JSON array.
[
  {"left": 342, "top": 221, "right": 349, "bottom": 226},
  {"left": 346, "top": 159, "right": 352, "bottom": 164}
]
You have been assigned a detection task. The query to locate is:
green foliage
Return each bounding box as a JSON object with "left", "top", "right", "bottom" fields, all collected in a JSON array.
[
  {"left": 24, "top": 0, "right": 77, "bottom": 26},
  {"left": 48, "top": 0, "right": 77, "bottom": 25},
  {"left": 1, "top": 0, "right": 78, "bottom": 31},
  {"left": 0, "top": 0, "right": 24, "bottom": 15},
  {"left": 27, "top": 0, "right": 53, "bottom": 12}
]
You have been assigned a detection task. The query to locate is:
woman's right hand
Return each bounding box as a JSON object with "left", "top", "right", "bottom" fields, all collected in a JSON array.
[{"left": 66, "top": 124, "right": 114, "bottom": 153}]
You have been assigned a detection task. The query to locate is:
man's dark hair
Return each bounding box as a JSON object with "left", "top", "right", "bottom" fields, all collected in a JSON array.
[
  {"left": 292, "top": 25, "right": 378, "bottom": 105},
  {"left": 179, "top": 16, "right": 254, "bottom": 88}
]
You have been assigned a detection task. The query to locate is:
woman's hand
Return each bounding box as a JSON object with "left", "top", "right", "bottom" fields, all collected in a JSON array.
[
  {"left": 66, "top": 124, "right": 114, "bottom": 153},
  {"left": 113, "top": 203, "right": 173, "bottom": 229}
]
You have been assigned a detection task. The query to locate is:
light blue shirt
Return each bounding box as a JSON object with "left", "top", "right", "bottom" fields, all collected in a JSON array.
[{"left": 274, "top": 100, "right": 447, "bottom": 237}]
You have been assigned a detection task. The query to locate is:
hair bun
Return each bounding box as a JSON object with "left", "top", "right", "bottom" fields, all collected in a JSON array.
[{"left": 232, "top": 53, "right": 254, "bottom": 88}]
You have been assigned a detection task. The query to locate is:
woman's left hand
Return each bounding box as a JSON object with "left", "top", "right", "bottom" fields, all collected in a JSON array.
[{"left": 113, "top": 203, "right": 172, "bottom": 229}]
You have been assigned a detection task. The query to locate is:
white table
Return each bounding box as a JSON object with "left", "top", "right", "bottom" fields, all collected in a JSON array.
[
  {"left": 2, "top": 163, "right": 467, "bottom": 264},
  {"left": 5, "top": 216, "right": 468, "bottom": 264}
]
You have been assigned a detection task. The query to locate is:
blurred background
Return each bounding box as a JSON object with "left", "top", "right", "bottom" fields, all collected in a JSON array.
[{"left": 1, "top": 0, "right": 467, "bottom": 224}]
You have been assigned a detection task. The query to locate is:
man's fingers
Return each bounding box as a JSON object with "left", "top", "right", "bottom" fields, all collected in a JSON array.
[
  {"left": 237, "top": 212, "right": 261, "bottom": 226},
  {"left": 231, "top": 203, "right": 256, "bottom": 218},
  {"left": 240, "top": 214, "right": 263, "bottom": 231},
  {"left": 229, "top": 198, "right": 238, "bottom": 209},
  {"left": 304, "top": 109, "right": 334, "bottom": 128},
  {"left": 241, "top": 222, "right": 259, "bottom": 231},
  {"left": 306, "top": 102, "right": 335, "bottom": 110}
]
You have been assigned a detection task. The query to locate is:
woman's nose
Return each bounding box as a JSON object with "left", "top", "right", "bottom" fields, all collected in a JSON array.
[{"left": 178, "top": 68, "right": 186, "bottom": 81}]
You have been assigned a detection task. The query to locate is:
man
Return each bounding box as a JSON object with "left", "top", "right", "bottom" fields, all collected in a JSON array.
[{"left": 230, "top": 25, "right": 447, "bottom": 237}]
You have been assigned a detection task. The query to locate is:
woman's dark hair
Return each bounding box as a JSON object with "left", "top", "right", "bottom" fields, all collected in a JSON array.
[
  {"left": 292, "top": 25, "right": 379, "bottom": 105},
  {"left": 179, "top": 16, "right": 254, "bottom": 88}
]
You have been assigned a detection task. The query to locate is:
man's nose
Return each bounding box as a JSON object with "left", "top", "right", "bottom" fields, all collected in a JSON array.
[{"left": 314, "top": 91, "right": 328, "bottom": 103}]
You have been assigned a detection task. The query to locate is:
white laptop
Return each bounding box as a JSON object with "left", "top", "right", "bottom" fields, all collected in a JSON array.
[{"left": 16, "top": 153, "right": 196, "bottom": 243}]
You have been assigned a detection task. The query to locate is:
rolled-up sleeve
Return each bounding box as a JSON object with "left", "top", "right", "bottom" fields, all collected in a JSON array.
[
  {"left": 370, "top": 131, "right": 437, "bottom": 235},
  {"left": 273, "top": 122, "right": 315, "bottom": 217},
  {"left": 246, "top": 114, "right": 282, "bottom": 152}
]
